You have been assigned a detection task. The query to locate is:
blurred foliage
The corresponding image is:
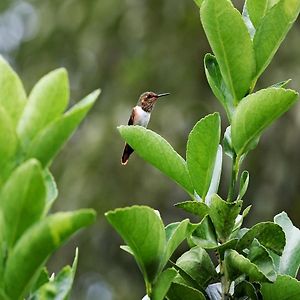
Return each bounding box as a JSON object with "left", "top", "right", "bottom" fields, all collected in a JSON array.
[{"left": 1, "top": 0, "right": 300, "bottom": 299}]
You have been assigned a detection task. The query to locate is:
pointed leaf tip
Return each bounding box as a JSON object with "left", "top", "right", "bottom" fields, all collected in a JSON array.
[{"left": 105, "top": 205, "right": 166, "bottom": 283}]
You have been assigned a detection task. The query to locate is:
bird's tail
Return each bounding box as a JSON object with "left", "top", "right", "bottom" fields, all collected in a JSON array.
[{"left": 121, "top": 143, "right": 134, "bottom": 165}]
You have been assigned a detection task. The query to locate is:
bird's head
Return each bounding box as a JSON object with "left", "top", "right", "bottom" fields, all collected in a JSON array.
[{"left": 138, "top": 91, "right": 170, "bottom": 112}]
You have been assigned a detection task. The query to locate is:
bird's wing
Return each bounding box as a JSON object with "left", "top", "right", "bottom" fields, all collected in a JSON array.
[{"left": 127, "top": 107, "right": 135, "bottom": 125}]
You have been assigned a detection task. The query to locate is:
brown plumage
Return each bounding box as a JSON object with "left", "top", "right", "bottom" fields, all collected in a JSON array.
[{"left": 121, "top": 91, "right": 170, "bottom": 165}]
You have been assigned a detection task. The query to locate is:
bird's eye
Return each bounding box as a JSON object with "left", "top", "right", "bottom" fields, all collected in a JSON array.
[{"left": 147, "top": 94, "right": 151, "bottom": 99}]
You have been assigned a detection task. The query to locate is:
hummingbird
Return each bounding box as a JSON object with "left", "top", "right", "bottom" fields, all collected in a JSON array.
[{"left": 121, "top": 91, "right": 170, "bottom": 165}]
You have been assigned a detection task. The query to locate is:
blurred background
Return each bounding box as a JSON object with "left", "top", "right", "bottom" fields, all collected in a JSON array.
[{"left": 1, "top": 0, "right": 300, "bottom": 299}]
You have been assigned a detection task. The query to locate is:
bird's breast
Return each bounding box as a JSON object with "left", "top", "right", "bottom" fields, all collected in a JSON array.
[{"left": 134, "top": 106, "right": 151, "bottom": 127}]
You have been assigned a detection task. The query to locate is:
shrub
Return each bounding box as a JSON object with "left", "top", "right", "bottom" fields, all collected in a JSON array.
[
  {"left": 106, "top": 0, "right": 300, "bottom": 299},
  {"left": 0, "top": 57, "right": 100, "bottom": 299}
]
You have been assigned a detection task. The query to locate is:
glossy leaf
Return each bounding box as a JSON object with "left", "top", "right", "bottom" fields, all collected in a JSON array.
[
  {"left": 253, "top": 0, "right": 300, "bottom": 78},
  {"left": 167, "top": 283, "right": 206, "bottom": 300},
  {"left": 163, "top": 220, "right": 192, "bottom": 268},
  {"left": 27, "top": 89, "right": 100, "bottom": 167},
  {"left": 171, "top": 263, "right": 202, "bottom": 291},
  {"left": 274, "top": 212, "right": 300, "bottom": 277},
  {"left": 238, "top": 170, "right": 249, "bottom": 201},
  {"left": 232, "top": 88, "right": 298, "bottom": 155},
  {"left": 223, "top": 126, "right": 234, "bottom": 159},
  {"left": 105, "top": 206, "right": 166, "bottom": 283},
  {"left": 204, "top": 54, "right": 234, "bottom": 120},
  {"left": 231, "top": 205, "right": 252, "bottom": 237},
  {"left": 176, "top": 246, "right": 217, "bottom": 288},
  {"left": 118, "top": 126, "right": 193, "bottom": 195},
  {"left": 0, "top": 56, "right": 27, "bottom": 126},
  {"left": 246, "top": 0, "right": 268, "bottom": 28},
  {"left": 0, "top": 159, "right": 46, "bottom": 249},
  {"left": 209, "top": 194, "right": 242, "bottom": 242},
  {"left": 175, "top": 201, "right": 209, "bottom": 219},
  {"left": 4, "top": 210, "right": 96, "bottom": 300},
  {"left": 200, "top": 0, "right": 255, "bottom": 103},
  {"left": 236, "top": 222, "right": 285, "bottom": 255},
  {"left": 261, "top": 275, "right": 300, "bottom": 300},
  {"left": 43, "top": 169, "right": 58, "bottom": 214},
  {"left": 0, "top": 106, "right": 18, "bottom": 179},
  {"left": 186, "top": 113, "right": 220, "bottom": 200},
  {"left": 205, "top": 145, "right": 223, "bottom": 206},
  {"left": 248, "top": 239, "right": 276, "bottom": 282},
  {"left": 225, "top": 249, "right": 274, "bottom": 282},
  {"left": 242, "top": 5, "right": 256, "bottom": 39},
  {"left": 18, "top": 68, "right": 69, "bottom": 146},
  {"left": 152, "top": 268, "right": 177, "bottom": 300}
]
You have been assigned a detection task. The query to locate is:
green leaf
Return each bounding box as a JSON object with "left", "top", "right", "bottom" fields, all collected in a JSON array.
[
  {"left": 152, "top": 268, "right": 177, "bottom": 300},
  {"left": 176, "top": 246, "right": 217, "bottom": 288},
  {"left": 163, "top": 220, "right": 192, "bottom": 268},
  {"left": 190, "top": 216, "right": 217, "bottom": 249},
  {"left": 253, "top": 0, "right": 300, "bottom": 78},
  {"left": 120, "top": 245, "right": 134, "bottom": 256},
  {"left": 234, "top": 280, "right": 258, "bottom": 300},
  {"left": 167, "top": 283, "right": 206, "bottom": 300},
  {"left": 118, "top": 126, "right": 193, "bottom": 195},
  {"left": 223, "top": 126, "right": 234, "bottom": 159},
  {"left": 0, "top": 106, "right": 18, "bottom": 180},
  {"left": 4, "top": 210, "right": 95, "bottom": 300},
  {"left": 194, "top": 0, "right": 204, "bottom": 8},
  {"left": 246, "top": 0, "right": 268, "bottom": 28},
  {"left": 31, "top": 248, "right": 79, "bottom": 299},
  {"left": 242, "top": 4, "right": 256, "bottom": 39},
  {"left": 236, "top": 222, "right": 285, "bottom": 255},
  {"left": 171, "top": 264, "right": 202, "bottom": 291},
  {"left": 209, "top": 194, "right": 242, "bottom": 242},
  {"left": 0, "top": 56, "right": 27, "bottom": 126},
  {"left": 231, "top": 205, "right": 252, "bottom": 237},
  {"left": 190, "top": 218, "right": 237, "bottom": 257},
  {"left": 0, "top": 210, "right": 5, "bottom": 282},
  {"left": 27, "top": 89, "right": 100, "bottom": 167},
  {"left": 175, "top": 201, "right": 209, "bottom": 220},
  {"left": 200, "top": 0, "right": 255, "bottom": 103},
  {"left": 18, "top": 68, "right": 69, "bottom": 146},
  {"left": 274, "top": 212, "right": 300, "bottom": 277},
  {"left": 248, "top": 239, "right": 276, "bottom": 282},
  {"left": 206, "top": 145, "right": 223, "bottom": 205},
  {"left": 105, "top": 206, "right": 166, "bottom": 283},
  {"left": 0, "top": 159, "right": 46, "bottom": 249},
  {"left": 186, "top": 113, "right": 220, "bottom": 200},
  {"left": 261, "top": 275, "right": 300, "bottom": 300},
  {"left": 238, "top": 170, "right": 249, "bottom": 201},
  {"left": 204, "top": 54, "right": 234, "bottom": 120},
  {"left": 271, "top": 79, "right": 291, "bottom": 88},
  {"left": 43, "top": 169, "right": 58, "bottom": 214},
  {"left": 225, "top": 249, "right": 274, "bottom": 282},
  {"left": 232, "top": 88, "right": 298, "bottom": 155}
]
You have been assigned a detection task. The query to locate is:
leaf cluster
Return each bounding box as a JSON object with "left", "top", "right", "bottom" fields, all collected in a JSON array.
[
  {"left": 107, "top": 0, "right": 300, "bottom": 299},
  {"left": 0, "top": 57, "right": 99, "bottom": 299}
]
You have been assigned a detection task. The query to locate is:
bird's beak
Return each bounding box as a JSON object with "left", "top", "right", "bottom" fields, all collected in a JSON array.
[{"left": 157, "top": 93, "right": 170, "bottom": 98}]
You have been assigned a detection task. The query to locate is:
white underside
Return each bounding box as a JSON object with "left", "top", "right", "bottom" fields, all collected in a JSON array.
[{"left": 134, "top": 106, "right": 150, "bottom": 127}]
